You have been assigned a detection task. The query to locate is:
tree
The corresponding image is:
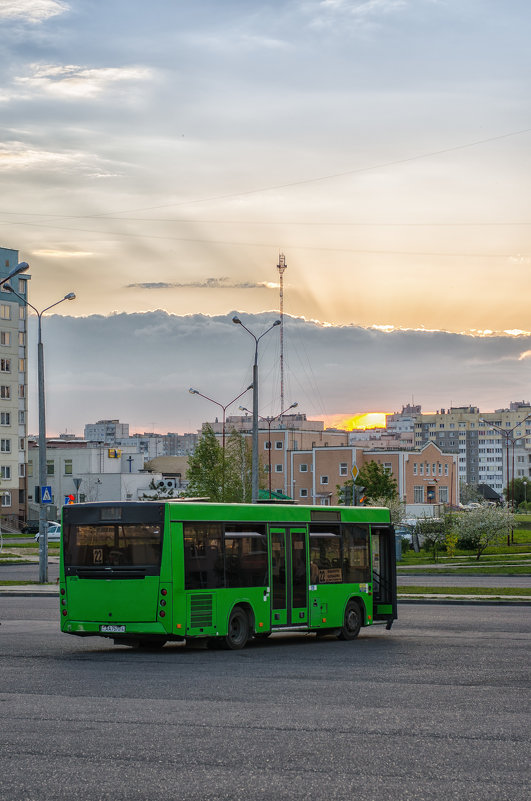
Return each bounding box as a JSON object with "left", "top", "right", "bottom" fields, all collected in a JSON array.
[
  {"left": 459, "top": 482, "right": 482, "bottom": 505},
  {"left": 503, "top": 477, "right": 530, "bottom": 509},
  {"left": 454, "top": 505, "right": 514, "bottom": 560},
  {"left": 415, "top": 515, "right": 449, "bottom": 562},
  {"left": 366, "top": 495, "right": 405, "bottom": 524},
  {"left": 185, "top": 425, "right": 255, "bottom": 503},
  {"left": 186, "top": 424, "right": 224, "bottom": 501},
  {"left": 224, "top": 428, "right": 253, "bottom": 503},
  {"left": 356, "top": 461, "right": 398, "bottom": 502}
]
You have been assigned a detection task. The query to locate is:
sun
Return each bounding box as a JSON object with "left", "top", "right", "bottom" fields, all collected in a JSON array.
[{"left": 324, "top": 412, "right": 388, "bottom": 431}]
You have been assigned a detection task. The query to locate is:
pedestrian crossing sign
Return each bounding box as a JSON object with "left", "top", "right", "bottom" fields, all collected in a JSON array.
[{"left": 41, "top": 486, "right": 52, "bottom": 503}]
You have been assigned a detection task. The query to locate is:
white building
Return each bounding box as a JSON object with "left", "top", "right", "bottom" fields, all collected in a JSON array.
[
  {"left": 27, "top": 441, "right": 162, "bottom": 521},
  {"left": 0, "top": 247, "right": 29, "bottom": 526}
]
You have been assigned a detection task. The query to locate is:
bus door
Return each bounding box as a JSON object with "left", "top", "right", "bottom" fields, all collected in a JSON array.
[
  {"left": 371, "top": 525, "right": 397, "bottom": 626},
  {"left": 269, "top": 527, "right": 308, "bottom": 627}
]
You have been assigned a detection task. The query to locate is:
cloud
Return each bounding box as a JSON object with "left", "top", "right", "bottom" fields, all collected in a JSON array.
[
  {"left": 307, "top": 0, "right": 408, "bottom": 29},
  {"left": 32, "top": 249, "right": 94, "bottom": 258},
  {"left": 126, "top": 278, "right": 277, "bottom": 290},
  {"left": 14, "top": 64, "right": 152, "bottom": 100},
  {"left": 26, "top": 311, "right": 531, "bottom": 435},
  {"left": 0, "top": 0, "right": 68, "bottom": 23},
  {"left": 0, "top": 141, "right": 119, "bottom": 176}
]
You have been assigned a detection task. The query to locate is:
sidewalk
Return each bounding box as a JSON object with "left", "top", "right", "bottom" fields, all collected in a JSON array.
[{"left": 1, "top": 585, "right": 529, "bottom": 604}]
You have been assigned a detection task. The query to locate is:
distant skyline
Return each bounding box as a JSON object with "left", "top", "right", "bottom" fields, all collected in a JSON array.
[{"left": 1, "top": 2, "right": 529, "bottom": 432}]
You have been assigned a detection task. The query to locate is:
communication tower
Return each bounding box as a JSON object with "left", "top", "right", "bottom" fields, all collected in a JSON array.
[{"left": 277, "top": 253, "right": 287, "bottom": 415}]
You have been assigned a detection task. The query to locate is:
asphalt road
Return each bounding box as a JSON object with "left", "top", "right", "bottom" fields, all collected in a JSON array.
[{"left": 0, "top": 599, "right": 529, "bottom": 801}]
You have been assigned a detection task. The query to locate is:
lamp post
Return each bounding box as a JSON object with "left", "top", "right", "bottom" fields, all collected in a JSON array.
[
  {"left": 189, "top": 385, "right": 252, "bottom": 451},
  {"left": 5, "top": 284, "right": 76, "bottom": 582},
  {"left": 232, "top": 316, "right": 281, "bottom": 503},
  {"left": 480, "top": 414, "right": 531, "bottom": 544},
  {"left": 0, "top": 262, "right": 29, "bottom": 288},
  {"left": 240, "top": 403, "right": 298, "bottom": 499},
  {"left": 189, "top": 385, "right": 252, "bottom": 501},
  {"left": 523, "top": 480, "right": 528, "bottom": 506}
]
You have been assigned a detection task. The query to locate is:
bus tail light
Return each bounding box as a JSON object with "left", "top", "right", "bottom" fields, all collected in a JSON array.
[
  {"left": 159, "top": 610, "right": 165, "bottom": 618},
  {"left": 62, "top": 609, "right": 67, "bottom": 616}
]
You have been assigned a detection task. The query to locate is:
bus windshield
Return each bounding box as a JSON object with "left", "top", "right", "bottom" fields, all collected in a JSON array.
[{"left": 64, "top": 522, "right": 162, "bottom": 570}]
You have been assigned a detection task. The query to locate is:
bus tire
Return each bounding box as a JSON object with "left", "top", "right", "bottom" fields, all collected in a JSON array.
[
  {"left": 338, "top": 600, "right": 362, "bottom": 641},
  {"left": 223, "top": 606, "right": 250, "bottom": 650}
]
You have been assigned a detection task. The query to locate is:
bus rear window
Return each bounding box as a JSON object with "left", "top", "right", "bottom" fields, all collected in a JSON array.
[{"left": 64, "top": 523, "right": 162, "bottom": 569}]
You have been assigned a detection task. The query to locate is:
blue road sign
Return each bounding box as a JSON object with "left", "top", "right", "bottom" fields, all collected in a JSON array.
[{"left": 41, "top": 486, "right": 53, "bottom": 504}]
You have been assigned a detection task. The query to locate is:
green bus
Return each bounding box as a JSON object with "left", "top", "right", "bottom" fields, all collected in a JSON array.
[{"left": 59, "top": 501, "right": 397, "bottom": 649}]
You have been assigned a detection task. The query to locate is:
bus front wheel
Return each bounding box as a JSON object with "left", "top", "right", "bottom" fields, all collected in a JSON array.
[
  {"left": 338, "top": 600, "right": 362, "bottom": 641},
  {"left": 223, "top": 606, "right": 249, "bottom": 650}
]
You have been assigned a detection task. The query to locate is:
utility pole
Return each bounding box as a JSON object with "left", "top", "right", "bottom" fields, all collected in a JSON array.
[{"left": 277, "top": 253, "right": 287, "bottom": 416}]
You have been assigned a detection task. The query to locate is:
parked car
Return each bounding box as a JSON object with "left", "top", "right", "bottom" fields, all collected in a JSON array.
[
  {"left": 22, "top": 520, "right": 40, "bottom": 535},
  {"left": 34, "top": 522, "right": 61, "bottom": 543},
  {"left": 394, "top": 524, "right": 414, "bottom": 542}
]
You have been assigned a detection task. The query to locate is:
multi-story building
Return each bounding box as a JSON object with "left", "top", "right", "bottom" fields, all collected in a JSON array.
[
  {"left": 84, "top": 419, "right": 129, "bottom": 445},
  {"left": 0, "top": 247, "right": 29, "bottom": 526},
  {"left": 413, "top": 403, "right": 531, "bottom": 495},
  {"left": 163, "top": 432, "right": 198, "bottom": 456}
]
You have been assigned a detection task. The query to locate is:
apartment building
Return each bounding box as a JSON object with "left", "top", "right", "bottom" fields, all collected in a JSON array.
[
  {"left": 84, "top": 419, "right": 129, "bottom": 444},
  {"left": 0, "top": 247, "right": 29, "bottom": 526},
  {"left": 412, "top": 402, "right": 531, "bottom": 494}
]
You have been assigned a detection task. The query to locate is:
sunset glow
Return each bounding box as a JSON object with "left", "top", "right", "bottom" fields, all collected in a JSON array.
[{"left": 324, "top": 413, "right": 388, "bottom": 431}]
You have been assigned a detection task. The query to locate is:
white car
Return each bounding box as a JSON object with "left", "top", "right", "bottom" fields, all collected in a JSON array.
[{"left": 34, "top": 522, "right": 61, "bottom": 543}]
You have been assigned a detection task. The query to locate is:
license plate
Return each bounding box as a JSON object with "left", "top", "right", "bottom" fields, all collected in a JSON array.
[{"left": 99, "top": 624, "right": 126, "bottom": 633}]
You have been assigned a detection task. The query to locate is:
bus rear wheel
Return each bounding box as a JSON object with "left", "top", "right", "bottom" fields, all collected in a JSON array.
[
  {"left": 223, "top": 606, "right": 249, "bottom": 650},
  {"left": 338, "top": 600, "right": 362, "bottom": 641}
]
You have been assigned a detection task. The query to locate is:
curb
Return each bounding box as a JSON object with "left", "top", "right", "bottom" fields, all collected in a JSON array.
[{"left": 1, "top": 589, "right": 530, "bottom": 605}]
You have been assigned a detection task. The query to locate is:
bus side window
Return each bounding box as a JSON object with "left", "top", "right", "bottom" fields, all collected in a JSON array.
[
  {"left": 342, "top": 523, "right": 370, "bottom": 583},
  {"left": 183, "top": 523, "right": 223, "bottom": 589}
]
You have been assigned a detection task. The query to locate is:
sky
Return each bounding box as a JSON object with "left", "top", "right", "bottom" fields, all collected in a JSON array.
[{"left": 0, "top": 1, "right": 530, "bottom": 434}]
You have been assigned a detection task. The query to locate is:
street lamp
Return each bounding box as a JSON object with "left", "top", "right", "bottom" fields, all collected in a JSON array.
[
  {"left": 5, "top": 284, "right": 76, "bottom": 582},
  {"left": 240, "top": 403, "right": 298, "bottom": 499},
  {"left": 523, "top": 479, "right": 528, "bottom": 506},
  {"left": 0, "top": 262, "right": 29, "bottom": 288},
  {"left": 232, "top": 316, "right": 281, "bottom": 503},
  {"left": 189, "top": 384, "right": 252, "bottom": 501},
  {"left": 189, "top": 385, "right": 252, "bottom": 450}
]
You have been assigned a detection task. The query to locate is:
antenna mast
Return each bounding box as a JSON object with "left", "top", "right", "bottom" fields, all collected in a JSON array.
[{"left": 277, "top": 253, "right": 287, "bottom": 415}]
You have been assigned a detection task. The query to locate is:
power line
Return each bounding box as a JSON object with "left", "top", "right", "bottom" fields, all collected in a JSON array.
[
  {"left": 0, "top": 218, "right": 528, "bottom": 258},
  {"left": 1, "top": 126, "right": 529, "bottom": 220}
]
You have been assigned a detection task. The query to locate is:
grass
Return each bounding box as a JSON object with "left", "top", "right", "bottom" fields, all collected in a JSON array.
[
  {"left": 399, "top": 585, "right": 531, "bottom": 597},
  {"left": 0, "top": 580, "right": 56, "bottom": 586}
]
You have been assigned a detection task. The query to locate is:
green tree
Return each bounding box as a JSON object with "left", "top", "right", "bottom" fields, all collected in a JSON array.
[
  {"left": 454, "top": 505, "right": 514, "bottom": 560},
  {"left": 186, "top": 424, "right": 224, "bottom": 501},
  {"left": 186, "top": 425, "right": 256, "bottom": 503},
  {"left": 356, "top": 461, "right": 398, "bottom": 502},
  {"left": 224, "top": 428, "right": 253, "bottom": 503},
  {"left": 459, "top": 482, "right": 482, "bottom": 505},
  {"left": 367, "top": 495, "right": 405, "bottom": 524},
  {"left": 503, "top": 477, "right": 530, "bottom": 509},
  {"left": 416, "top": 515, "right": 449, "bottom": 562}
]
